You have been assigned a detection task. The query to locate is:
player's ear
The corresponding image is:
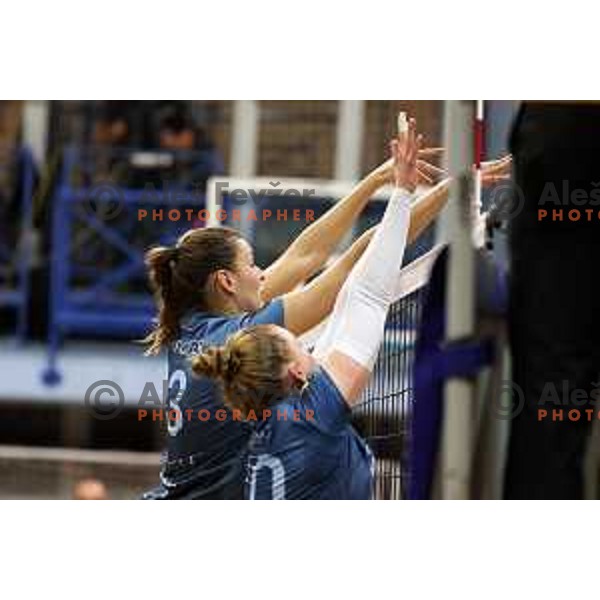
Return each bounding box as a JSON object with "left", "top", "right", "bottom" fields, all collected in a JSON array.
[
  {"left": 287, "top": 362, "right": 307, "bottom": 391},
  {"left": 214, "top": 269, "right": 236, "bottom": 294}
]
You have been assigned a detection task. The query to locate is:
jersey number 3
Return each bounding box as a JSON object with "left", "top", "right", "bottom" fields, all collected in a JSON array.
[{"left": 167, "top": 369, "right": 187, "bottom": 437}]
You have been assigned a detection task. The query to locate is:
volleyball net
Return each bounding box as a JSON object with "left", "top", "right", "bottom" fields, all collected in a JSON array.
[{"left": 353, "top": 266, "right": 430, "bottom": 499}]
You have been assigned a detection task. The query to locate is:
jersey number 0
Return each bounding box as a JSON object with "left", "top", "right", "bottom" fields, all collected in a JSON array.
[{"left": 248, "top": 455, "right": 286, "bottom": 500}]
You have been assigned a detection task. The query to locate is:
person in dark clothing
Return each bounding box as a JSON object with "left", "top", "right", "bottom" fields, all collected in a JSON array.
[
  {"left": 157, "top": 106, "right": 224, "bottom": 190},
  {"left": 504, "top": 102, "right": 600, "bottom": 499}
]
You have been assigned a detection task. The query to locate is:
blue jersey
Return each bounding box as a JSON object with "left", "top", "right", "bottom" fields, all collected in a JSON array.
[
  {"left": 246, "top": 366, "right": 374, "bottom": 500},
  {"left": 146, "top": 299, "right": 285, "bottom": 500}
]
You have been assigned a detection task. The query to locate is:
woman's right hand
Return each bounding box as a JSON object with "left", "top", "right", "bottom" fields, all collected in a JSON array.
[{"left": 372, "top": 146, "right": 445, "bottom": 188}]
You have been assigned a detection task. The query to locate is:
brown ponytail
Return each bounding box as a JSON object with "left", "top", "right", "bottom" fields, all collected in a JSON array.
[
  {"left": 144, "top": 227, "right": 243, "bottom": 355},
  {"left": 191, "top": 325, "right": 292, "bottom": 416}
]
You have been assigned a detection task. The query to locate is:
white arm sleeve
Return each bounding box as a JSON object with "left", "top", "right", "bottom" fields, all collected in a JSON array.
[
  {"left": 306, "top": 243, "right": 445, "bottom": 355},
  {"left": 312, "top": 186, "right": 413, "bottom": 370}
]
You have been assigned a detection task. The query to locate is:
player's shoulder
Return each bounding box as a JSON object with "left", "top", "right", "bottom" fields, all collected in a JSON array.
[
  {"left": 299, "top": 365, "right": 350, "bottom": 431},
  {"left": 259, "top": 367, "right": 347, "bottom": 436},
  {"left": 305, "top": 365, "right": 345, "bottom": 402},
  {"left": 257, "top": 394, "right": 312, "bottom": 436},
  {"left": 178, "top": 300, "right": 284, "bottom": 347},
  {"left": 239, "top": 298, "right": 285, "bottom": 328},
  {"left": 179, "top": 309, "right": 242, "bottom": 345}
]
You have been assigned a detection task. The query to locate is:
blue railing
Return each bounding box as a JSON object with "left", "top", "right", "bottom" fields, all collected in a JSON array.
[
  {"left": 0, "top": 146, "right": 34, "bottom": 341},
  {"left": 43, "top": 145, "right": 222, "bottom": 383}
]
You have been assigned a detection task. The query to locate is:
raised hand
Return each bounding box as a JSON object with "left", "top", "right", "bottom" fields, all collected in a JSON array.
[
  {"left": 480, "top": 154, "right": 512, "bottom": 188},
  {"left": 374, "top": 148, "right": 446, "bottom": 187}
]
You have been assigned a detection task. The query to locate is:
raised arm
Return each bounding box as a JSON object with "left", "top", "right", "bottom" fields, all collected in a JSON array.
[
  {"left": 260, "top": 166, "right": 386, "bottom": 302},
  {"left": 315, "top": 121, "right": 420, "bottom": 406}
]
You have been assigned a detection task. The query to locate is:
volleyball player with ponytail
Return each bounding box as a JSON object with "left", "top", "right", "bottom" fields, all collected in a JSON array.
[
  {"left": 190, "top": 120, "right": 421, "bottom": 499},
  {"left": 142, "top": 127, "right": 449, "bottom": 499}
]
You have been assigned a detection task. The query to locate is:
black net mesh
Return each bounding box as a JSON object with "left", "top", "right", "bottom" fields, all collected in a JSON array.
[{"left": 352, "top": 286, "right": 427, "bottom": 499}]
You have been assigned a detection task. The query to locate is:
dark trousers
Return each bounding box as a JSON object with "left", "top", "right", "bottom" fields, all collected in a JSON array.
[{"left": 504, "top": 103, "right": 600, "bottom": 499}]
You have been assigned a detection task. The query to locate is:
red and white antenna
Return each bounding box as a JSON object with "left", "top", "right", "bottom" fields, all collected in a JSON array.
[
  {"left": 472, "top": 100, "right": 485, "bottom": 247},
  {"left": 474, "top": 100, "right": 484, "bottom": 205}
]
